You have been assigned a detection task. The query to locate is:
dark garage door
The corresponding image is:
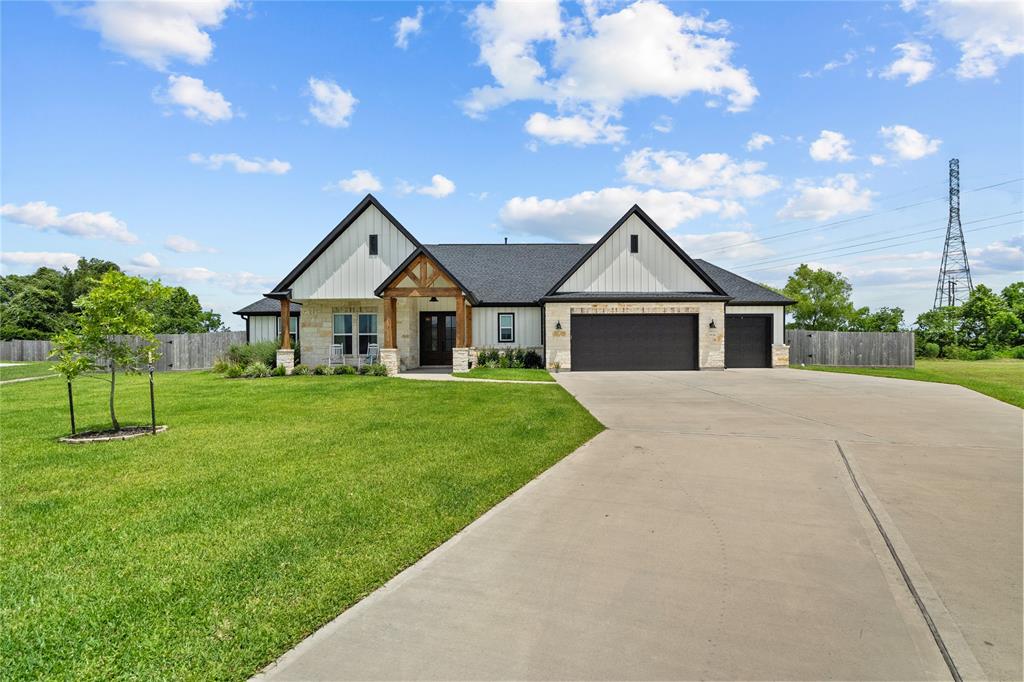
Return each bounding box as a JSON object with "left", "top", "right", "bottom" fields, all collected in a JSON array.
[
  {"left": 725, "top": 315, "right": 771, "bottom": 368},
  {"left": 570, "top": 314, "right": 698, "bottom": 371}
]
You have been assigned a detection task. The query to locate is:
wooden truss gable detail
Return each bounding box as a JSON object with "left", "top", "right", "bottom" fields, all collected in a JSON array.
[{"left": 379, "top": 253, "right": 459, "bottom": 298}]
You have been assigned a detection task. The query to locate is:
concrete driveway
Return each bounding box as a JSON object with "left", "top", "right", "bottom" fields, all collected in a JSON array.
[{"left": 259, "top": 369, "right": 1022, "bottom": 681}]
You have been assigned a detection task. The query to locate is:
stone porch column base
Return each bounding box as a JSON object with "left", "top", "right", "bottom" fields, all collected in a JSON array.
[
  {"left": 452, "top": 347, "right": 470, "bottom": 373},
  {"left": 772, "top": 344, "right": 790, "bottom": 367},
  {"left": 380, "top": 348, "right": 399, "bottom": 376},
  {"left": 276, "top": 349, "right": 295, "bottom": 375}
]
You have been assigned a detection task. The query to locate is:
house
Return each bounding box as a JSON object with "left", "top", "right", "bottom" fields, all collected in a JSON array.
[
  {"left": 236, "top": 194, "right": 794, "bottom": 374},
  {"left": 233, "top": 297, "right": 301, "bottom": 345}
]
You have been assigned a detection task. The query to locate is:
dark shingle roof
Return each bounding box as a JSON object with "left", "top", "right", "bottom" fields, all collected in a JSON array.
[
  {"left": 695, "top": 260, "right": 795, "bottom": 305},
  {"left": 425, "top": 244, "right": 590, "bottom": 304},
  {"left": 233, "top": 297, "right": 302, "bottom": 315}
]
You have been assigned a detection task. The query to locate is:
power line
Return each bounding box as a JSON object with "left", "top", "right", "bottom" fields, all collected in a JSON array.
[
  {"left": 734, "top": 211, "right": 1022, "bottom": 270},
  {"left": 700, "top": 177, "right": 1022, "bottom": 257},
  {"left": 743, "top": 219, "right": 1021, "bottom": 274}
]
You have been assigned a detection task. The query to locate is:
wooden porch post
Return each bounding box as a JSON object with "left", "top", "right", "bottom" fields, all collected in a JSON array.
[
  {"left": 279, "top": 298, "right": 291, "bottom": 350},
  {"left": 384, "top": 297, "right": 397, "bottom": 347},
  {"left": 466, "top": 305, "right": 473, "bottom": 347},
  {"left": 455, "top": 292, "right": 465, "bottom": 347}
]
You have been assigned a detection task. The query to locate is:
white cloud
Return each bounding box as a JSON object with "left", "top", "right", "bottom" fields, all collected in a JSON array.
[
  {"left": 652, "top": 115, "right": 673, "bottom": 133},
  {"left": 69, "top": 0, "right": 235, "bottom": 71},
  {"left": 524, "top": 111, "right": 626, "bottom": 146},
  {"left": 745, "top": 132, "right": 774, "bottom": 151},
  {"left": 499, "top": 186, "right": 733, "bottom": 241},
  {"left": 1, "top": 201, "right": 137, "bottom": 243},
  {"left": 165, "top": 235, "right": 217, "bottom": 253},
  {"left": 809, "top": 130, "right": 855, "bottom": 162},
  {"left": 880, "top": 42, "right": 935, "bottom": 85},
  {"left": 463, "top": 0, "right": 757, "bottom": 133},
  {"left": 395, "top": 6, "right": 424, "bottom": 49},
  {"left": 621, "top": 148, "right": 780, "bottom": 199},
  {"left": 971, "top": 234, "right": 1024, "bottom": 272},
  {"left": 777, "top": 174, "right": 875, "bottom": 221},
  {"left": 415, "top": 174, "right": 456, "bottom": 198},
  {"left": 333, "top": 169, "right": 383, "bottom": 194},
  {"left": 675, "top": 230, "right": 773, "bottom": 260},
  {"left": 918, "top": 1, "right": 1024, "bottom": 79},
  {"left": 801, "top": 49, "right": 859, "bottom": 78},
  {"left": 879, "top": 124, "right": 941, "bottom": 160},
  {"left": 870, "top": 154, "right": 887, "bottom": 166},
  {"left": 131, "top": 252, "right": 161, "bottom": 268},
  {"left": 0, "top": 251, "right": 81, "bottom": 270},
  {"left": 307, "top": 77, "right": 358, "bottom": 128},
  {"left": 188, "top": 152, "right": 291, "bottom": 174},
  {"left": 158, "top": 75, "right": 233, "bottom": 123}
]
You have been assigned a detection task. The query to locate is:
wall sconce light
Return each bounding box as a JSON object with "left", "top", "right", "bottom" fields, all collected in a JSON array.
[
  {"left": 555, "top": 321, "right": 563, "bottom": 330},
  {"left": 429, "top": 296, "right": 438, "bottom": 302},
  {"left": 709, "top": 320, "right": 716, "bottom": 329}
]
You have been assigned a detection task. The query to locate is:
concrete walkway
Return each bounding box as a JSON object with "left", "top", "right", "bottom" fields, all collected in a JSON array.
[
  {"left": 396, "top": 367, "right": 558, "bottom": 385},
  {"left": 258, "top": 369, "right": 1021, "bottom": 681}
]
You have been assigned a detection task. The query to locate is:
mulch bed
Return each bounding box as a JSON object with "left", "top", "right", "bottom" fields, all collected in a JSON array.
[{"left": 60, "top": 425, "right": 167, "bottom": 444}]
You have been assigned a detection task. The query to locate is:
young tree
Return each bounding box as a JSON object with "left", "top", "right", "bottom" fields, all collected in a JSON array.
[
  {"left": 782, "top": 265, "right": 867, "bottom": 330},
  {"left": 49, "top": 337, "right": 97, "bottom": 435},
  {"left": 914, "top": 307, "right": 960, "bottom": 350},
  {"left": 58, "top": 271, "right": 168, "bottom": 432}
]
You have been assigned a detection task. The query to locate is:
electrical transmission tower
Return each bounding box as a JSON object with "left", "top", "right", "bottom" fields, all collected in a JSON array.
[{"left": 933, "top": 158, "right": 973, "bottom": 308}]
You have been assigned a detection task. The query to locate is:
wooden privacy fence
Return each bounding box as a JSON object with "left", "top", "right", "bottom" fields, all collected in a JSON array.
[
  {"left": 0, "top": 331, "right": 246, "bottom": 370},
  {"left": 785, "top": 329, "right": 915, "bottom": 368}
]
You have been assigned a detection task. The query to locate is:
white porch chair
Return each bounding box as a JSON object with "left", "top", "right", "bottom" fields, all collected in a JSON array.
[
  {"left": 360, "top": 343, "right": 380, "bottom": 369},
  {"left": 328, "top": 344, "right": 347, "bottom": 368}
]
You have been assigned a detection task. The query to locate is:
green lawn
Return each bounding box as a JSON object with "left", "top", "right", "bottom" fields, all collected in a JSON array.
[
  {"left": 453, "top": 367, "right": 556, "bottom": 382},
  {"left": 0, "top": 361, "right": 56, "bottom": 381},
  {"left": 0, "top": 371, "right": 602, "bottom": 680},
  {"left": 796, "top": 358, "right": 1024, "bottom": 408}
]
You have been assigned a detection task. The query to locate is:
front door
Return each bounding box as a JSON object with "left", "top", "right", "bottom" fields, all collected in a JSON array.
[{"left": 420, "top": 312, "right": 456, "bottom": 366}]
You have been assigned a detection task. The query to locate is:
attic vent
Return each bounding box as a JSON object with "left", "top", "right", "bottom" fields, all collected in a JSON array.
[
  {"left": 369, "top": 234, "right": 379, "bottom": 256},
  {"left": 630, "top": 234, "right": 639, "bottom": 253}
]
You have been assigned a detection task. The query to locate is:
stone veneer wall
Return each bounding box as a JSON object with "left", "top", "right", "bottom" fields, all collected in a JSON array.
[
  {"left": 772, "top": 344, "right": 790, "bottom": 368},
  {"left": 543, "top": 301, "right": 726, "bottom": 370}
]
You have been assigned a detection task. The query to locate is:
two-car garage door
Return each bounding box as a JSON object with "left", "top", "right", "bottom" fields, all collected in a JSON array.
[{"left": 570, "top": 314, "right": 698, "bottom": 371}]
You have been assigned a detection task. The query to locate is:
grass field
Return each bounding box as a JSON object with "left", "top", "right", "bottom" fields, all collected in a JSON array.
[
  {"left": 0, "top": 361, "right": 55, "bottom": 381},
  {"left": 453, "top": 367, "right": 555, "bottom": 382},
  {"left": 0, "top": 371, "right": 602, "bottom": 680},
  {"left": 796, "top": 358, "right": 1024, "bottom": 408}
]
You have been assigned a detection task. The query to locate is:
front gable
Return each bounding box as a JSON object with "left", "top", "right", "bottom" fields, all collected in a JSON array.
[
  {"left": 274, "top": 195, "right": 420, "bottom": 300},
  {"left": 551, "top": 206, "right": 726, "bottom": 295}
]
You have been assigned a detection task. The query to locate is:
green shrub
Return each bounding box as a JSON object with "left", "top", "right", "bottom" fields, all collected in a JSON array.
[
  {"left": 522, "top": 349, "right": 543, "bottom": 369},
  {"left": 358, "top": 363, "right": 388, "bottom": 376},
  {"left": 944, "top": 345, "right": 997, "bottom": 361},
  {"left": 227, "top": 341, "right": 278, "bottom": 368},
  {"left": 242, "top": 361, "right": 271, "bottom": 378},
  {"left": 918, "top": 342, "right": 940, "bottom": 358},
  {"left": 271, "top": 364, "right": 287, "bottom": 376},
  {"left": 291, "top": 363, "right": 312, "bottom": 376},
  {"left": 224, "top": 364, "right": 243, "bottom": 379},
  {"left": 475, "top": 348, "right": 542, "bottom": 369},
  {"left": 476, "top": 349, "right": 499, "bottom": 366},
  {"left": 211, "top": 358, "right": 232, "bottom": 374},
  {"left": 313, "top": 364, "right": 331, "bottom": 375},
  {"left": 1007, "top": 345, "right": 1024, "bottom": 359},
  {"left": 333, "top": 364, "right": 356, "bottom": 375}
]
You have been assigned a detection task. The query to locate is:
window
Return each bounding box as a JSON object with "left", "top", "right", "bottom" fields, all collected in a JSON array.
[
  {"left": 358, "top": 313, "right": 378, "bottom": 353},
  {"left": 498, "top": 313, "right": 515, "bottom": 343},
  {"left": 333, "top": 314, "right": 353, "bottom": 354},
  {"left": 276, "top": 316, "right": 298, "bottom": 345},
  {"left": 630, "top": 234, "right": 639, "bottom": 253},
  {"left": 368, "top": 234, "right": 379, "bottom": 256}
]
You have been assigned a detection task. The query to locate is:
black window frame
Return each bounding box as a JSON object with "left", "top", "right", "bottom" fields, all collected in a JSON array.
[
  {"left": 497, "top": 312, "right": 515, "bottom": 343},
  {"left": 368, "top": 234, "right": 379, "bottom": 256},
  {"left": 629, "top": 234, "right": 639, "bottom": 253}
]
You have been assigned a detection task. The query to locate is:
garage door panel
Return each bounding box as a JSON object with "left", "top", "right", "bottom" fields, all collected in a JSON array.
[
  {"left": 571, "top": 314, "right": 697, "bottom": 371},
  {"left": 725, "top": 315, "right": 771, "bottom": 368}
]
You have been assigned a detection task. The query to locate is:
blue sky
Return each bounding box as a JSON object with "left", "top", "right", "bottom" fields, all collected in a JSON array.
[{"left": 2, "top": 0, "right": 1021, "bottom": 328}]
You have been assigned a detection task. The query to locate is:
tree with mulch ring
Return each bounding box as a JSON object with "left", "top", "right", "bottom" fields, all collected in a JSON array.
[{"left": 49, "top": 270, "right": 170, "bottom": 442}]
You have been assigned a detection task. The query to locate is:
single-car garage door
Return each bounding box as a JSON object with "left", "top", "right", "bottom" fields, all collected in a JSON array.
[
  {"left": 570, "top": 314, "right": 698, "bottom": 371},
  {"left": 725, "top": 314, "right": 771, "bottom": 368}
]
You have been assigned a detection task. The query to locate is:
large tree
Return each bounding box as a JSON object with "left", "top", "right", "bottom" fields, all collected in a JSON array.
[
  {"left": 857, "top": 306, "right": 906, "bottom": 332},
  {"left": 782, "top": 265, "right": 867, "bottom": 330},
  {"left": 151, "top": 286, "right": 225, "bottom": 334}
]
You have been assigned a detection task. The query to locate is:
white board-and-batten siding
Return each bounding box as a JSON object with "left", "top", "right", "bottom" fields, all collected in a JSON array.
[
  {"left": 557, "top": 214, "right": 712, "bottom": 294},
  {"left": 473, "top": 307, "right": 542, "bottom": 348},
  {"left": 290, "top": 204, "right": 417, "bottom": 300},
  {"left": 248, "top": 316, "right": 278, "bottom": 343},
  {"left": 726, "top": 305, "right": 785, "bottom": 344}
]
